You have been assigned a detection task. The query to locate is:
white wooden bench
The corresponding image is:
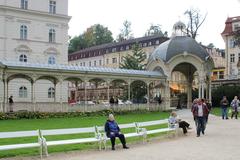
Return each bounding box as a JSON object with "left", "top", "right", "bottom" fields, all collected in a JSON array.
[
  {"left": 0, "top": 130, "right": 44, "bottom": 158},
  {"left": 0, "top": 119, "right": 179, "bottom": 157},
  {"left": 39, "top": 126, "right": 102, "bottom": 156},
  {"left": 97, "top": 119, "right": 178, "bottom": 150}
]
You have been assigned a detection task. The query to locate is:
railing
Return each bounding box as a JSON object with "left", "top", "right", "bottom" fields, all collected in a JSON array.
[{"left": 0, "top": 102, "right": 165, "bottom": 113}]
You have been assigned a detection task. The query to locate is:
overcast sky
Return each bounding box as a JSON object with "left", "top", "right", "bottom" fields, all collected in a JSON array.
[{"left": 68, "top": 0, "right": 240, "bottom": 49}]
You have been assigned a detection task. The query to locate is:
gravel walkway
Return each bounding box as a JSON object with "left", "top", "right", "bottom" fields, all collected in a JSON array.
[{"left": 4, "top": 109, "right": 240, "bottom": 160}]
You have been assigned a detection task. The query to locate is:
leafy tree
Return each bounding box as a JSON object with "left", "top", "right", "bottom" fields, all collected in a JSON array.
[
  {"left": 207, "top": 43, "right": 215, "bottom": 48},
  {"left": 120, "top": 43, "right": 146, "bottom": 70},
  {"left": 68, "top": 35, "right": 87, "bottom": 53},
  {"left": 145, "top": 24, "right": 164, "bottom": 36},
  {"left": 84, "top": 24, "right": 113, "bottom": 46},
  {"left": 117, "top": 20, "right": 134, "bottom": 42},
  {"left": 120, "top": 43, "right": 147, "bottom": 102},
  {"left": 68, "top": 24, "right": 113, "bottom": 53},
  {"left": 184, "top": 8, "right": 207, "bottom": 39}
]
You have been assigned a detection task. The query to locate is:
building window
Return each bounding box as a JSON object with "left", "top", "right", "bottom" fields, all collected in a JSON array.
[
  {"left": 148, "top": 42, "right": 152, "bottom": 46},
  {"left": 80, "top": 62, "right": 82, "bottom": 66},
  {"left": 126, "top": 45, "right": 129, "bottom": 50},
  {"left": 156, "top": 40, "right": 160, "bottom": 45},
  {"left": 21, "top": 0, "right": 28, "bottom": 9},
  {"left": 229, "top": 39, "right": 235, "bottom": 48},
  {"left": 89, "top": 61, "right": 91, "bottom": 66},
  {"left": 143, "top": 43, "right": 147, "bottom": 47},
  {"left": 99, "top": 60, "right": 102, "bottom": 66},
  {"left": 230, "top": 54, "right": 235, "bottom": 63},
  {"left": 120, "top": 46, "right": 124, "bottom": 51},
  {"left": 83, "top": 62, "right": 85, "bottom": 66},
  {"left": 48, "top": 56, "right": 56, "bottom": 65},
  {"left": 94, "top": 60, "right": 96, "bottom": 66},
  {"left": 19, "top": 86, "right": 27, "bottom": 98},
  {"left": 49, "top": 1, "right": 56, "bottom": 14},
  {"left": 106, "top": 58, "right": 109, "bottom": 64},
  {"left": 19, "top": 54, "right": 27, "bottom": 62},
  {"left": 112, "top": 58, "right": 117, "bottom": 64},
  {"left": 219, "top": 71, "right": 224, "bottom": 79},
  {"left": 48, "top": 87, "right": 55, "bottom": 98},
  {"left": 20, "top": 25, "right": 27, "bottom": 40},
  {"left": 49, "top": 29, "right": 56, "bottom": 43}
]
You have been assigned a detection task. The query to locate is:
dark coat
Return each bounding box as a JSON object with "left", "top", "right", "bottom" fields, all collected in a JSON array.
[
  {"left": 192, "top": 104, "right": 209, "bottom": 117},
  {"left": 104, "top": 120, "right": 120, "bottom": 137}
]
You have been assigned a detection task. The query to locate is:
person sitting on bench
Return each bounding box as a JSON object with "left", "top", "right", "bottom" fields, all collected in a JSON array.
[
  {"left": 168, "top": 112, "right": 191, "bottom": 134},
  {"left": 104, "top": 114, "right": 129, "bottom": 150}
]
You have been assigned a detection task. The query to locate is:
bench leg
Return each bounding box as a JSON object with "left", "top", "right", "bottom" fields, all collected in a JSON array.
[
  {"left": 42, "top": 137, "right": 48, "bottom": 157},
  {"left": 39, "top": 143, "right": 43, "bottom": 159},
  {"left": 98, "top": 140, "right": 102, "bottom": 151}
]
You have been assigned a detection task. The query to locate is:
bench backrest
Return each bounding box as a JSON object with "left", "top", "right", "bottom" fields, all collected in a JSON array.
[
  {"left": 0, "top": 130, "right": 39, "bottom": 139},
  {"left": 97, "top": 119, "right": 169, "bottom": 133},
  {"left": 137, "top": 119, "right": 169, "bottom": 127},
  {"left": 41, "top": 127, "right": 96, "bottom": 136}
]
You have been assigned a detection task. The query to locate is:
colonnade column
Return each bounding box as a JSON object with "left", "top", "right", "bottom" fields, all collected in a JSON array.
[
  {"left": 54, "top": 81, "right": 57, "bottom": 103},
  {"left": 106, "top": 80, "right": 110, "bottom": 103},
  {"left": 201, "top": 83, "right": 205, "bottom": 99},
  {"left": 164, "top": 80, "right": 171, "bottom": 110},
  {"left": 84, "top": 78, "right": 88, "bottom": 105},
  {"left": 59, "top": 79, "right": 63, "bottom": 104},
  {"left": 1, "top": 73, "right": 6, "bottom": 113},
  {"left": 75, "top": 81, "right": 78, "bottom": 101},
  {"left": 198, "top": 84, "right": 202, "bottom": 99},
  {"left": 209, "top": 80, "right": 212, "bottom": 103},
  {"left": 127, "top": 80, "right": 132, "bottom": 102},
  {"left": 31, "top": 79, "right": 36, "bottom": 112},
  {"left": 187, "top": 81, "right": 192, "bottom": 108},
  {"left": 146, "top": 81, "right": 150, "bottom": 104}
]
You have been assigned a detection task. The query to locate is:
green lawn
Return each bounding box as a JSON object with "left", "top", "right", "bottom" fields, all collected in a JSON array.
[
  {"left": 211, "top": 107, "right": 222, "bottom": 116},
  {"left": 0, "top": 111, "right": 170, "bottom": 158}
]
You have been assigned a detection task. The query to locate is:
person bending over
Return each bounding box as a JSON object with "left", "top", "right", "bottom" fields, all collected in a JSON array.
[
  {"left": 104, "top": 114, "right": 129, "bottom": 150},
  {"left": 168, "top": 112, "right": 191, "bottom": 134}
]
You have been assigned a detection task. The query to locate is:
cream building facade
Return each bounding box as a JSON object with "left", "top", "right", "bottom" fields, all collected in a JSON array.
[
  {"left": 0, "top": 0, "right": 71, "bottom": 103},
  {"left": 222, "top": 16, "right": 240, "bottom": 79}
]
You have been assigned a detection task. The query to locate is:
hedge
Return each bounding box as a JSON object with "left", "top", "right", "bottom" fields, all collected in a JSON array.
[{"left": 0, "top": 109, "right": 167, "bottom": 120}]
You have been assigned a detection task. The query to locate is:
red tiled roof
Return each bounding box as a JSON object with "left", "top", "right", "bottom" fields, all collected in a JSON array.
[{"left": 221, "top": 16, "right": 240, "bottom": 36}]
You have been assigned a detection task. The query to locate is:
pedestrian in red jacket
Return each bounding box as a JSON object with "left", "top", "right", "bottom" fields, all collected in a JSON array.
[{"left": 192, "top": 99, "right": 209, "bottom": 137}]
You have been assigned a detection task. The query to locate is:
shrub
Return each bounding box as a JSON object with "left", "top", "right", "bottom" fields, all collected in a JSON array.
[{"left": 212, "top": 85, "right": 240, "bottom": 107}]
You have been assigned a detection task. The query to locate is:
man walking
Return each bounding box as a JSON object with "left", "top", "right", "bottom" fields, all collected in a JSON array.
[
  {"left": 192, "top": 99, "right": 209, "bottom": 137},
  {"left": 220, "top": 96, "right": 229, "bottom": 120}
]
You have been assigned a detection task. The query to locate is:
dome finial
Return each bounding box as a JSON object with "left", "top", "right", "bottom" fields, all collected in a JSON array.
[{"left": 172, "top": 21, "right": 187, "bottom": 37}]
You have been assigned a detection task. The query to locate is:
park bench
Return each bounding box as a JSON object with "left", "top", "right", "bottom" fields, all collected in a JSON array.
[
  {"left": 0, "top": 119, "right": 179, "bottom": 157},
  {"left": 39, "top": 126, "right": 102, "bottom": 156},
  {"left": 0, "top": 127, "right": 102, "bottom": 158},
  {"left": 97, "top": 119, "right": 179, "bottom": 150},
  {"left": 0, "top": 130, "right": 44, "bottom": 157}
]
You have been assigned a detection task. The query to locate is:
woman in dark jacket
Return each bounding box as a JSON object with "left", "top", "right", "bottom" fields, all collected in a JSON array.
[{"left": 104, "top": 114, "right": 129, "bottom": 150}]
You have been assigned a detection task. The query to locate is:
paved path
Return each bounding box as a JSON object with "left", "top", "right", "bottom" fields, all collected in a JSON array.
[{"left": 6, "top": 110, "right": 240, "bottom": 160}]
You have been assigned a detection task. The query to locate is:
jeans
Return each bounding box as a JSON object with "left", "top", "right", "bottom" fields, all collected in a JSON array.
[
  {"left": 196, "top": 117, "right": 206, "bottom": 136},
  {"left": 222, "top": 107, "right": 228, "bottom": 119},
  {"left": 231, "top": 109, "right": 238, "bottom": 119},
  {"left": 108, "top": 132, "right": 126, "bottom": 148}
]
